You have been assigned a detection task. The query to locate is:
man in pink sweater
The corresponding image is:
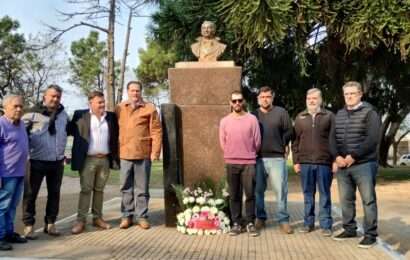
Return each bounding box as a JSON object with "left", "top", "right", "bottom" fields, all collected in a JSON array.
[{"left": 219, "top": 90, "right": 261, "bottom": 237}]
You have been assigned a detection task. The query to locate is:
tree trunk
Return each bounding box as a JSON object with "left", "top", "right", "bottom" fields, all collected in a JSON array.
[
  {"left": 392, "top": 142, "right": 399, "bottom": 166},
  {"left": 379, "top": 120, "right": 401, "bottom": 167},
  {"left": 117, "top": 7, "right": 133, "bottom": 104},
  {"left": 106, "top": 0, "right": 116, "bottom": 111}
]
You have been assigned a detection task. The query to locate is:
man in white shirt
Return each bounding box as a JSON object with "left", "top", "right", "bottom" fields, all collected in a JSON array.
[{"left": 68, "top": 91, "right": 119, "bottom": 234}]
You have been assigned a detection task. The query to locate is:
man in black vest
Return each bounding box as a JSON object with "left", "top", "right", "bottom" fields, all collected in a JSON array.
[
  {"left": 68, "top": 90, "right": 119, "bottom": 234},
  {"left": 332, "top": 81, "right": 381, "bottom": 249}
]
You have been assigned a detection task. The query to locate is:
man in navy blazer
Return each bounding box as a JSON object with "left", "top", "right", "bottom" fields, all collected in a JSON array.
[{"left": 68, "top": 90, "right": 119, "bottom": 234}]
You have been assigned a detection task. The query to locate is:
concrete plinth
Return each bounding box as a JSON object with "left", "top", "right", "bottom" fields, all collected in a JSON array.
[{"left": 162, "top": 65, "right": 241, "bottom": 226}]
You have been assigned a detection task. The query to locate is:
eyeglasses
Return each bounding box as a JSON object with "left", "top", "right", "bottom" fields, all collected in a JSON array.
[
  {"left": 344, "top": 92, "right": 360, "bottom": 96},
  {"left": 231, "top": 99, "right": 243, "bottom": 104}
]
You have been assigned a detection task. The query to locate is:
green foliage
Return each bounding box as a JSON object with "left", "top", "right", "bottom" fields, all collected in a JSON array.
[
  {"left": 135, "top": 39, "right": 177, "bottom": 88},
  {"left": 0, "top": 16, "right": 26, "bottom": 98},
  {"left": 69, "top": 31, "right": 107, "bottom": 96}
]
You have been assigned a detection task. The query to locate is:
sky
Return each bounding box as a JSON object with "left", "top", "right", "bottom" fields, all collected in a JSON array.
[{"left": 0, "top": 0, "right": 156, "bottom": 113}]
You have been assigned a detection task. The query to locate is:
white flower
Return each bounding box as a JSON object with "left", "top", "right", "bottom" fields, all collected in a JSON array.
[
  {"left": 215, "top": 199, "right": 224, "bottom": 205},
  {"left": 193, "top": 206, "right": 200, "bottom": 213},
  {"left": 184, "top": 208, "right": 193, "bottom": 214},
  {"left": 198, "top": 229, "right": 204, "bottom": 236},
  {"left": 188, "top": 197, "right": 195, "bottom": 203},
  {"left": 183, "top": 198, "right": 189, "bottom": 204},
  {"left": 180, "top": 226, "right": 187, "bottom": 234},
  {"left": 223, "top": 217, "right": 230, "bottom": 225},
  {"left": 196, "top": 197, "right": 206, "bottom": 205},
  {"left": 204, "top": 230, "right": 211, "bottom": 236},
  {"left": 201, "top": 206, "right": 210, "bottom": 212},
  {"left": 217, "top": 211, "right": 226, "bottom": 218},
  {"left": 183, "top": 187, "right": 190, "bottom": 194},
  {"left": 207, "top": 199, "right": 215, "bottom": 206},
  {"left": 210, "top": 207, "right": 218, "bottom": 215},
  {"left": 222, "top": 189, "right": 229, "bottom": 197}
]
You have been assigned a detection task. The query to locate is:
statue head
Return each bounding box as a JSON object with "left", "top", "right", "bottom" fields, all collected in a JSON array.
[{"left": 201, "top": 21, "right": 216, "bottom": 39}]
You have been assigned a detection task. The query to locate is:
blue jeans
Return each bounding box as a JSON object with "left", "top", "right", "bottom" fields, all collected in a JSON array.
[
  {"left": 300, "top": 164, "right": 333, "bottom": 229},
  {"left": 255, "top": 157, "right": 289, "bottom": 223},
  {"left": 120, "top": 159, "right": 151, "bottom": 218},
  {"left": 0, "top": 177, "right": 24, "bottom": 239},
  {"left": 336, "top": 161, "right": 378, "bottom": 238}
]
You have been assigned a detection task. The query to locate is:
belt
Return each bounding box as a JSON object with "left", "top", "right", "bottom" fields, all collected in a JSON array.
[{"left": 88, "top": 154, "right": 109, "bottom": 158}]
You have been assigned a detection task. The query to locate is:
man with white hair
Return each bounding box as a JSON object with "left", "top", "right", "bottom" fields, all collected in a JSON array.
[
  {"left": 0, "top": 95, "right": 29, "bottom": 250},
  {"left": 292, "top": 88, "right": 337, "bottom": 237}
]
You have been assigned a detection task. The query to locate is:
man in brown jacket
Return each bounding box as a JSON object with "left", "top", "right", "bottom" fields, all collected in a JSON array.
[{"left": 115, "top": 81, "right": 162, "bottom": 229}]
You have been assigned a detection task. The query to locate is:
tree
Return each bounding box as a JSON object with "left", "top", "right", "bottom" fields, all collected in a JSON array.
[
  {"left": 69, "top": 31, "right": 107, "bottom": 95},
  {"left": 151, "top": 0, "right": 410, "bottom": 166},
  {"left": 0, "top": 16, "right": 26, "bottom": 99},
  {"left": 135, "top": 39, "right": 177, "bottom": 88}
]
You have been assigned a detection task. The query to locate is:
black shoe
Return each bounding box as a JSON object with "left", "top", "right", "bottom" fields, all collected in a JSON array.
[
  {"left": 229, "top": 223, "right": 242, "bottom": 236},
  {"left": 0, "top": 240, "right": 12, "bottom": 251},
  {"left": 246, "top": 223, "right": 260, "bottom": 237},
  {"left": 5, "top": 232, "right": 27, "bottom": 244},
  {"left": 358, "top": 236, "right": 377, "bottom": 249},
  {"left": 332, "top": 230, "right": 357, "bottom": 241}
]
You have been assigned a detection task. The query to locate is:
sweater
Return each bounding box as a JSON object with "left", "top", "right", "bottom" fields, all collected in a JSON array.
[{"left": 219, "top": 113, "right": 261, "bottom": 164}]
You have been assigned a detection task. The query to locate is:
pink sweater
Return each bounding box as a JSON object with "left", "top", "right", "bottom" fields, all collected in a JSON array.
[{"left": 219, "top": 113, "right": 261, "bottom": 164}]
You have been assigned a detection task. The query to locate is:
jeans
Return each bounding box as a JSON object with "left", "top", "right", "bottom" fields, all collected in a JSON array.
[
  {"left": 23, "top": 160, "right": 64, "bottom": 225},
  {"left": 336, "top": 161, "right": 378, "bottom": 238},
  {"left": 300, "top": 164, "right": 333, "bottom": 229},
  {"left": 120, "top": 159, "right": 151, "bottom": 218},
  {"left": 77, "top": 157, "right": 110, "bottom": 222},
  {"left": 226, "top": 164, "right": 256, "bottom": 225},
  {"left": 0, "top": 177, "right": 24, "bottom": 239},
  {"left": 255, "top": 157, "right": 290, "bottom": 223}
]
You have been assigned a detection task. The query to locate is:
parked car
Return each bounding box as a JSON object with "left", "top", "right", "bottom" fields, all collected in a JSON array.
[{"left": 398, "top": 154, "right": 410, "bottom": 166}]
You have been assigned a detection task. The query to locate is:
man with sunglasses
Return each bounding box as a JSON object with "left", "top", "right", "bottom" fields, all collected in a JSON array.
[
  {"left": 253, "top": 86, "right": 293, "bottom": 234},
  {"left": 219, "top": 90, "right": 261, "bottom": 237}
]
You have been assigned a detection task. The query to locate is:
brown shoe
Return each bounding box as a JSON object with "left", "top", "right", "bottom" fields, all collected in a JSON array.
[
  {"left": 280, "top": 223, "right": 294, "bottom": 234},
  {"left": 23, "top": 225, "right": 38, "bottom": 240},
  {"left": 138, "top": 218, "right": 150, "bottom": 229},
  {"left": 93, "top": 218, "right": 111, "bottom": 230},
  {"left": 255, "top": 219, "right": 266, "bottom": 230},
  {"left": 44, "top": 224, "right": 61, "bottom": 236},
  {"left": 71, "top": 221, "right": 85, "bottom": 235},
  {"left": 119, "top": 217, "right": 133, "bottom": 229}
]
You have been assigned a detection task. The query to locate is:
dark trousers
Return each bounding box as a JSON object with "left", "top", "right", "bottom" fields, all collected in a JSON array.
[
  {"left": 226, "top": 164, "right": 256, "bottom": 225},
  {"left": 336, "top": 161, "right": 378, "bottom": 238},
  {"left": 22, "top": 160, "right": 64, "bottom": 226},
  {"left": 300, "top": 164, "right": 333, "bottom": 229}
]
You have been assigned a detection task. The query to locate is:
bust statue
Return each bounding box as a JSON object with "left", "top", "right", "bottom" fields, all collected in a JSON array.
[{"left": 191, "top": 21, "right": 226, "bottom": 62}]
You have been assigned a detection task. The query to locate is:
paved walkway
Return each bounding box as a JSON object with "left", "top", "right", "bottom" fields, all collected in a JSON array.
[{"left": 0, "top": 196, "right": 400, "bottom": 260}]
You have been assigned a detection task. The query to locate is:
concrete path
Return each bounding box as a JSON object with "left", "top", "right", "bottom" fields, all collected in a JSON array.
[{"left": 0, "top": 196, "right": 400, "bottom": 260}]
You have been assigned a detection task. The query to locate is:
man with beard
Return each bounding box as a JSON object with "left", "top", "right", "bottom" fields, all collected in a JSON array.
[
  {"left": 253, "top": 86, "right": 293, "bottom": 234},
  {"left": 22, "top": 85, "right": 69, "bottom": 238},
  {"left": 219, "top": 90, "right": 261, "bottom": 237},
  {"left": 292, "top": 88, "right": 337, "bottom": 237}
]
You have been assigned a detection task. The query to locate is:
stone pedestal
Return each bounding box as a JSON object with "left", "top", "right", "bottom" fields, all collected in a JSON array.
[{"left": 162, "top": 64, "right": 241, "bottom": 226}]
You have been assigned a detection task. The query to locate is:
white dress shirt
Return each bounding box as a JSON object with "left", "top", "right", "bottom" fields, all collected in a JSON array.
[{"left": 88, "top": 111, "right": 110, "bottom": 155}]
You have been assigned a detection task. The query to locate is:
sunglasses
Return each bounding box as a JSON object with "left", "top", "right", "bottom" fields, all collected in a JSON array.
[{"left": 231, "top": 99, "right": 243, "bottom": 104}]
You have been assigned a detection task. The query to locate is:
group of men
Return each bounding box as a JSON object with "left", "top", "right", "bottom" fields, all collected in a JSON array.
[
  {"left": 0, "top": 79, "right": 380, "bottom": 251},
  {"left": 0, "top": 81, "right": 162, "bottom": 250},
  {"left": 219, "top": 81, "right": 380, "bottom": 249}
]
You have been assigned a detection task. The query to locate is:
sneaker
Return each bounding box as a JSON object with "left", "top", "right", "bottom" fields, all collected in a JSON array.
[
  {"left": 321, "top": 229, "right": 333, "bottom": 237},
  {"left": 332, "top": 230, "right": 357, "bottom": 241},
  {"left": 0, "top": 240, "right": 12, "bottom": 251},
  {"left": 246, "top": 223, "right": 260, "bottom": 237},
  {"left": 5, "top": 232, "right": 27, "bottom": 243},
  {"left": 23, "top": 225, "right": 38, "bottom": 240},
  {"left": 358, "top": 236, "right": 377, "bottom": 249},
  {"left": 279, "top": 223, "right": 294, "bottom": 234},
  {"left": 229, "top": 223, "right": 242, "bottom": 236},
  {"left": 299, "top": 226, "right": 314, "bottom": 233},
  {"left": 255, "top": 219, "right": 265, "bottom": 230}
]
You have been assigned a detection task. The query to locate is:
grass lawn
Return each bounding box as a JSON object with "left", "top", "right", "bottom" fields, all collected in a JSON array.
[{"left": 64, "top": 161, "right": 410, "bottom": 188}]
